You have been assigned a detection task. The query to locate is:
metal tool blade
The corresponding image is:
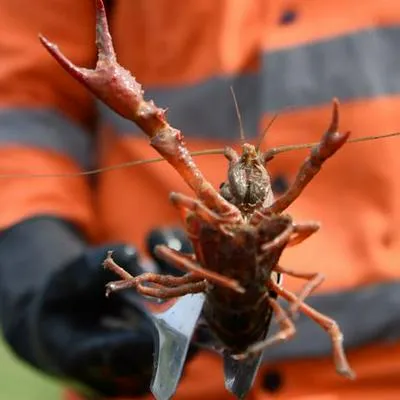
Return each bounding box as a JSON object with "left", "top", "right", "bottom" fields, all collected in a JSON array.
[
  {"left": 150, "top": 293, "right": 206, "bottom": 400},
  {"left": 223, "top": 351, "right": 264, "bottom": 400}
]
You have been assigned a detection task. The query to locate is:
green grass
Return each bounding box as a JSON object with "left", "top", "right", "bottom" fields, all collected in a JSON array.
[{"left": 0, "top": 339, "right": 61, "bottom": 400}]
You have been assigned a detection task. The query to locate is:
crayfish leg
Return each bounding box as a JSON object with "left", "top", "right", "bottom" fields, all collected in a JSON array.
[
  {"left": 273, "top": 264, "right": 325, "bottom": 318},
  {"left": 155, "top": 245, "right": 245, "bottom": 294},
  {"left": 269, "top": 280, "right": 356, "bottom": 379},
  {"left": 104, "top": 253, "right": 207, "bottom": 299},
  {"left": 232, "top": 297, "right": 296, "bottom": 360},
  {"left": 287, "top": 221, "right": 320, "bottom": 247},
  {"left": 170, "top": 192, "right": 241, "bottom": 225}
]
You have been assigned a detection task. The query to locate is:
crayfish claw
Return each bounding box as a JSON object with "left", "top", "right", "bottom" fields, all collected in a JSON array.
[{"left": 94, "top": 0, "right": 116, "bottom": 61}]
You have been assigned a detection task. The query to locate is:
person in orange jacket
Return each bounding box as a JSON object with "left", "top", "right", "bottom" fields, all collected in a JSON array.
[{"left": 1, "top": 1, "right": 400, "bottom": 399}]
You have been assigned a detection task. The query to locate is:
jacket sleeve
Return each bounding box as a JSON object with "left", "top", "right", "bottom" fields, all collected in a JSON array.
[{"left": 0, "top": 0, "right": 99, "bottom": 240}]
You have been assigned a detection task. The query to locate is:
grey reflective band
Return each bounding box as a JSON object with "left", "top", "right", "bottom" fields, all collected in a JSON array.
[
  {"left": 100, "top": 26, "right": 400, "bottom": 140},
  {"left": 0, "top": 109, "right": 94, "bottom": 170},
  {"left": 263, "top": 26, "right": 400, "bottom": 113},
  {"left": 97, "top": 72, "right": 260, "bottom": 142},
  {"left": 262, "top": 280, "right": 400, "bottom": 363}
]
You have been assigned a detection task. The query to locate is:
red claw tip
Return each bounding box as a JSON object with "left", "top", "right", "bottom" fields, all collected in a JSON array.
[
  {"left": 38, "top": 34, "right": 52, "bottom": 48},
  {"left": 96, "top": 0, "right": 106, "bottom": 12}
]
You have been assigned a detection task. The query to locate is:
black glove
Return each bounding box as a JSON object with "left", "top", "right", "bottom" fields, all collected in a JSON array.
[
  {"left": 0, "top": 216, "right": 194, "bottom": 398},
  {"left": 146, "top": 227, "right": 193, "bottom": 276}
]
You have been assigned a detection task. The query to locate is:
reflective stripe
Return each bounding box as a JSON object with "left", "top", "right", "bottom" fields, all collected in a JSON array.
[
  {"left": 0, "top": 109, "right": 94, "bottom": 169},
  {"left": 263, "top": 26, "right": 400, "bottom": 113},
  {"left": 262, "top": 280, "right": 400, "bottom": 363},
  {"left": 97, "top": 71, "right": 260, "bottom": 142},
  {"left": 100, "top": 26, "right": 400, "bottom": 140}
]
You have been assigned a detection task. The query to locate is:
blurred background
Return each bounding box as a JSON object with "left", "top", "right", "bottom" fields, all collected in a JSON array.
[
  {"left": 0, "top": 339, "right": 60, "bottom": 399},
  {"left": 1, "top": 0, "right": 400, "bottom": 399}
]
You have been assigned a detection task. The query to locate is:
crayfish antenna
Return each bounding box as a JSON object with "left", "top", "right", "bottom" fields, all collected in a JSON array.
[
  {"left": 256, "top": 104, "right": 300, "bottom": 152},
  {"left": 256, "top": 113, "right": 280, "bottom": 152},
  {"left": 230, "top": 86, "right": 246, "bottom": 145}
]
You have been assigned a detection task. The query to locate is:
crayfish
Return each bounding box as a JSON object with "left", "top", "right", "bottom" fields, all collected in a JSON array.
[{"left": 35, "top": 0, "right": 400, "bottom": 398}]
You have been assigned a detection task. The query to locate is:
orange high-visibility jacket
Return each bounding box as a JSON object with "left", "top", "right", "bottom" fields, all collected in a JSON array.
[{"left": 2, "top": 1, "right": 400, "bottom": 399}]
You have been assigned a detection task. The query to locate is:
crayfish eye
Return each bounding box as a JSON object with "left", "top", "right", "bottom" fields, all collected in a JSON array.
[{"left": 219, "top": 181, "right": 234, "bottom": 202}]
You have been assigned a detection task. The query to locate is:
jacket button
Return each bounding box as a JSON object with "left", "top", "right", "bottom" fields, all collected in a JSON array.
[
  {"left": 271, "top": 175, "right": 289, "bottom": 195},
  {"left": 279, "top": 9, "right": 297, "bottom": 25},
  {"left": 262, "top": 369, "right": 283, "bottom": 393}
]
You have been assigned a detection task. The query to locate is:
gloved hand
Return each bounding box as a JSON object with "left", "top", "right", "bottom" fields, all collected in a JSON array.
[
  {"left": 146, "top": 227, "right": 193, "bottom": 277},
  {"left": 0, "top": 216, "right": 194, "bottom": 398}
]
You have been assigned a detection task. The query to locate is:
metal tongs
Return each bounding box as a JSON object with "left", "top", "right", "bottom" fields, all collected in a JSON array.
[{"left": 128, "top": 293, "right": 263, "bottom": 400}]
